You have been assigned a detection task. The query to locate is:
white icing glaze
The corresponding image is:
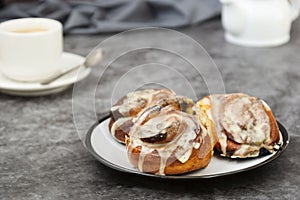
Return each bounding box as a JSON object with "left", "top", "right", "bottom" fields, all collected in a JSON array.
[
  {"left": 206, "top": 94, "right": 280, "bottom": 158},
  {"left": 193, "top": 141, "right": 200, "bottom": 149},
  {"left": 274, "top": 131, "right": 283, "bottom": 150},
  {"left": 221, "top": 96, "right": 270, "bottom": 144},
  {"left": 110, "top": 89, "right": 188, "bottom": 142},
  {"left": 113, "top": 89, "right": 176, "bottom": 116},
  {"left": 231, "top": 144, "right": 260, "bottom": 158},
  {"left": 137, "top": 146, "right": 152, "bottom": 171},
  {"left": 110, "top": 89, "right": 184, "bottom": 143},
  {"left": 110, "top": 105, "right": 120, "bottom": 112},
  {"left": 128, "top": 107, "right": 207, "bottom": 175},
  {"left": 177, "top": 148, "right": 193, "bottom": 163},
  {"left": 111, "top": 117, "right": 132, "bottom": 139},
  {"left": 209, "top": 95, "right": 228, "bottom": 155}
]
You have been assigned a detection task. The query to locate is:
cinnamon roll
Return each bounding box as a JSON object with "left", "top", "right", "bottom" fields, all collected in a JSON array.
[
  {"left": 196, "top": 93, "right": 282, "bottom": 158},
  {"left": 126, "top": 105, "right": 213, "bottom": 175},
  {"left": 109, "top": 89, "right": 194, "bottom": 143}
]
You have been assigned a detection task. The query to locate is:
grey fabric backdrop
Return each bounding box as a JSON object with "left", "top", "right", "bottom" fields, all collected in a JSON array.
[{"left": 0, "top": 0, "right": 221, "bottom": 34}]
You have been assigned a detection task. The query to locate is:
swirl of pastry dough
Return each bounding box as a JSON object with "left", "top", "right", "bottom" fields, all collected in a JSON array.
[
  {"left": 109, "top": 89, "right": 194, "bottom": 143},
  {"left": 196, "top": 93, "right": 282, "bottom": 158},
  {"left": 126, "top": 105, "right": 213, "bottom": 175}
]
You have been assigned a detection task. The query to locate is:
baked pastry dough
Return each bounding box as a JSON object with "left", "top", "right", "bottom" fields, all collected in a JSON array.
[
  {"left": 126, "top": 105, "right": 213, "bottom": 175},
  {"left": 109, "top": 89, "right": 194, "bottom": 143},
  {"left": 196, "top": 93, "right": 282, "bottom": 158}
]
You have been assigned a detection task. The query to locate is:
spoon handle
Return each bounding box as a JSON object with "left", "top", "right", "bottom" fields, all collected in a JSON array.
[{"left": 40, "top": 64, "right": 83, "bottom": 85}]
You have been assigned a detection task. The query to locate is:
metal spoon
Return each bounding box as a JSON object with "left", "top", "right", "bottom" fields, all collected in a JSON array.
[{"left": 40, "top": 48, "right": 103, "bottom": 85}]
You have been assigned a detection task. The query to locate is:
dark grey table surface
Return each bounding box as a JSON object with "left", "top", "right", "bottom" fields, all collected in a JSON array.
[{"left": 1, "top": 18, "right": 300, "bottom": 200}]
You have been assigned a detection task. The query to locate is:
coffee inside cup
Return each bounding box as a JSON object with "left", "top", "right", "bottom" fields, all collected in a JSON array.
[{"left": 10, "top": 28, "right": 48, "bottom": 33}]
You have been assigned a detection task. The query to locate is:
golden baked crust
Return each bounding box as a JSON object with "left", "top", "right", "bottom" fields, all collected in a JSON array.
[
  {"left": 109, "top": 89, "right": 194, "bottom": 143},
  {"left": 126, "top": 140, "right": 213, "bottom": 175},
  {"left": 196, "top": 93, "right": 281, "bottom": 158},
  {"left": 126, "top": 105, "right": 213, "bottom": 175}
]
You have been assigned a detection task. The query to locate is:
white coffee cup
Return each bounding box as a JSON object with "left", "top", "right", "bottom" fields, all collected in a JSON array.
[
  {"left": 0, "top": 18, "right": 63, "bottom": 82},
  {"left": 220, "top": 0, "right": 300, "bottom": 47}
]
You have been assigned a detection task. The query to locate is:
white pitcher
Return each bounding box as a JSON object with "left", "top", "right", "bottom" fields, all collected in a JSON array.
[{"left": 220, "top": 0, "right": 300, "bottom": 47}]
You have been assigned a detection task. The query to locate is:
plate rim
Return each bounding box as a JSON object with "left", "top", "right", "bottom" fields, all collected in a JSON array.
[{"left": 85, "top": 115, "right": 290, "bottom": 179}]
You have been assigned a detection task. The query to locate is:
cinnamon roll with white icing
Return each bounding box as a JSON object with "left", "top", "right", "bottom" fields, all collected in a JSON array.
[
  {"left": 109, "top": 89, "right": 194, "bottom": 143},
  {"left": 126, "top": 105, "right": 213, "bottom": 175},
  {"left": 196, "top": 93, "right": 282, "bottom": 158}
]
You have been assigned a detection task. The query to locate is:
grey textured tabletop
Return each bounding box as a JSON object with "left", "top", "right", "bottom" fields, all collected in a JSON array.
[{"left": 1, "top": 19, "right": 300, "bottom": 200}]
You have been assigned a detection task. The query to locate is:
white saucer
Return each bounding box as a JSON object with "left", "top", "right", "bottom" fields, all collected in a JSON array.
[{"left": 0, "top": 52, "right": 91, "bottom": 96}]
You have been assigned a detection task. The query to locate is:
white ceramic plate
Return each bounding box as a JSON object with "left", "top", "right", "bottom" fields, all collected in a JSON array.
[
  {"left": 85, "top": 116, "right": 289, "bottom": 179},
  {"left": 0, "top": 52, "right": 91, "bottom": 96}
]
